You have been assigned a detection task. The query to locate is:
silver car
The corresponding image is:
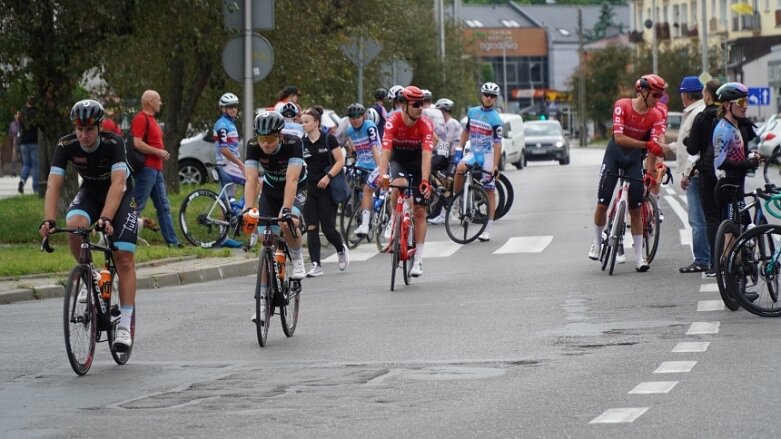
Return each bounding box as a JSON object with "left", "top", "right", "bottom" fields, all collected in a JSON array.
[
  {"left": 178, "top": 132, "right": 216, "bottom": 185},
  {"left": 523, "top": 120, "right": 570, "bottom": 165}
]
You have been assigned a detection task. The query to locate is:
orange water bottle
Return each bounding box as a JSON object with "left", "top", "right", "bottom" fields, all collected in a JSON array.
[
  {"left": 275, "top": 249, "right": 286, "bottom": 279},
  {"left": 243, "top": 208, "right": 259, "bottom": 235},
  {"left": 98, "top": 269, "right": 111, "bottom": 300}
]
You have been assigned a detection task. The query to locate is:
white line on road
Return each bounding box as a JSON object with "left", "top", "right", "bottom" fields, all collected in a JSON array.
[
  {"left": 654, "top": 361, "right": 697, "bottom": 373},
  {"left": 628, "top": 381, "right": 679, "bottom": 394},
  {"left": 687, "top": 321, "right": 720, "bottom": 334},
  {"left": 672, "top": 341, "right": 711, "bottom": 352},
  {"left": 699, "top": 283, "right": 719, "bottom": 293},
  {"left": 697, "top": 300, "right": 725, "bottom": 311},
  {"left": 493, "top": 236, "right": 553, "bottom": 254},
  {"left": 590, "top": 407, "right": 649, "bottom": 424}
]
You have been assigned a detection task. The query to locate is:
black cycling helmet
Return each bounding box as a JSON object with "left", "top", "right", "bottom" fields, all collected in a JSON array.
[
  {"left": 70, "top": 99, "right": 105, "bottom": 127},
  {"left": 716, "top": 82, "right": 749, "bottom": 102},
  {"left": 280, "top": 102, "right": 299, "bottom": 118},
  {"left": 346, "top": 103, "right": 366, "bottom": 118},
  {"left": 374, "top": 88, "right": 388, "bottom": 100},
  {"left": 254, "top": 111, "right": 285, "bottom": 136}
]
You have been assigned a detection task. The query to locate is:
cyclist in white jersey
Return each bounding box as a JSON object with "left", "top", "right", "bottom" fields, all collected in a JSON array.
[
  {"left": 280, "top": 102, "right": 304, "bottom": 139},
  {"left": 428, "top": 98, "right": 463, "bottom": 224}
]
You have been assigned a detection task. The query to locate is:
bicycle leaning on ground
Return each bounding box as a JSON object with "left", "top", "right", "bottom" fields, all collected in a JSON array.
[
  {"left": 250, "top": 211, "right": 302, "bottom": 347},
  {"left": 42, "top": 225, "right": 134, "bottom": 376}
]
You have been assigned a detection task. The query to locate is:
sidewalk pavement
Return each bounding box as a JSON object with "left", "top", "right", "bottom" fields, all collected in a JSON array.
[{"left": 0, "top": 250, "right": 258, "bottom": 305}]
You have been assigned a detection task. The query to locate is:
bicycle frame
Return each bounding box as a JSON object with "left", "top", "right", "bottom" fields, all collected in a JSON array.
[{"left": 388, "top": 183, "right": 416, "bottom": 261}]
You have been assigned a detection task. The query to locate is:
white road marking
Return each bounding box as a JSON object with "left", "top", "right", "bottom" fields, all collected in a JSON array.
[
  {"left": 654, "top": 361, "right": 697, "bottom": 373},
  {"left": 699, "top": 283, "right": 719, "bottom": 293},
  {"left": 323, "top": 244, "right": 378, "bottom": 263},
  {"left": 664, "top": 195, "right": 691, "bottom": 249},
  {"left": 590, "top": 407, "right": 649, "bottom": 424},
  {"left": 679, "top": 228, "right": 692, "bottom": 246},
  {"left": 422, "top": 240, "right": 462, "bottom": 257},
  {"left": 493, "top": 236, "right": 553, "bottom": 254},
  {"left": 672, "top": 342, "right": 711, "bottom": 353},
  {"left": 697, "top": 300, "right": 725, "bottom": 311},
  {"left": 664, "top": 187, "right": 676, "bottom": 196},
  {"left": 628, "top": 381, "right": 678, "bottom": 394},
  {"left": 686, "top": 321, "right": 720, "bottom": 334}
]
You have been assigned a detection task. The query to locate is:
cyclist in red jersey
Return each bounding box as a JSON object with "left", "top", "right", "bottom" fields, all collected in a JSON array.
[
  {"left": 588, "top": 74, "right": 670, "bottom": 272},
  {"left": 379, "top": 85, "right": 434, "bottom": 277}
]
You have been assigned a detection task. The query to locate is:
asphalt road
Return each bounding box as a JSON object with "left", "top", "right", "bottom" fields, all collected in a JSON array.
[{"left": 2, "top": 148, "right": 781, "bottom": 438}]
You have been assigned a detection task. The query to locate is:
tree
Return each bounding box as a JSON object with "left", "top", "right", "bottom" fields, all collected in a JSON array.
[{"left": 588, "top": 2, "right": 623, "bottom": 42}]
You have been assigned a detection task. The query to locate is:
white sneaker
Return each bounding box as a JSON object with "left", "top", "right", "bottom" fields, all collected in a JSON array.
[
  {"left": 113, "top": 328, "right": 132, "bottom": 350},
  {"left": 616, "top": 251, "right": 626, "bottom": 264},
  {"left": 291, "top": 258, "right": 306, "bottom": 280},
  {"left": 251, "top": 290, "right": 267, "bottom": 323},
  {"left": 478, "top": 230, "right": 490, "bottom": 242},
  {"left": 337, "top": 247, "right": 349, "bottom": 271},
  {"left": 588, "top": 243, "right": 600, "bottom": 261},
  {"left": 636, "top": 257, "right": 650, "bottom": 272},
  {"left": 355, "top": 222, "right": 370, "bottom": 236},
  {"left": 427, "top": 211, "right": 446, "bottom": 225},
  {"left": 383, "top": 220, "right": 393, "bottom": 239},
  {"left": 307, "top": 262, "right": 323, "bottom": 277},
  {"left": 410, "top": 261, "right": 423, "bottom": 277}
]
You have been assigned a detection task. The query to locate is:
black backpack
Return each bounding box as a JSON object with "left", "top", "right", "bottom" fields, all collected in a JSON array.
[{"left": 124, "top": 113, "right": 149, "bottom": 176}]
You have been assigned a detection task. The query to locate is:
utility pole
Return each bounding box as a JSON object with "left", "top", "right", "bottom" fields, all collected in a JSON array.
[
  {"left": 652, "top": 0, "right": 658, "bottom": 74},
  {"left": 578, "top": 7, "right": 587, "bottom": 147},
  {"left": 701, "top": 0, "right": 708, "bottom": 75}
]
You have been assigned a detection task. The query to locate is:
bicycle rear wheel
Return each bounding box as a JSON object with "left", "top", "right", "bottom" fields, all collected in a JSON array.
[
  {"left": 343, "top": 202, "right": 365, "bottom": 249},
  {"left": 391, "top": 214, "right": 401, "bottom": 291},
  {"left": 375, "top": 198, "right": 391, "bottom": 253},
  {"left": 494, "top": 174, "right": 514, "bottom": 220},
  {"left": 402, "top": 217, "right": 413, "bottom": 286},
  {"left": 179, "top": 189, "right": 230, "bottom": 248},
  {"left": 280, "top": 251, "right": 300, "bottom": 337},
  {"left": 643, "top": 195, "right": 661, "bottom": 264},
  {"left": 715, "top": 220, "right": 741, "bottom": 311},
  {"left": 444, "top": 184, "right": 489, "bottom": 244},
  {"left": 108, "top": 271, "right": 134, "bottom": 365},
  {"left": 256, "top": 249, "right": 274, "bottom": 347},
  {"left": 63, "top": 266, "right": 96, "bottom": 376},
  {"left": 726, "top": 224, "right": 781, "bottom": 317}
]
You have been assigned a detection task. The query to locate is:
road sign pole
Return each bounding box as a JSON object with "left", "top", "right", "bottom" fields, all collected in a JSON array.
[
  {"left": 243, "top": 0, "right": 253, "bottom": 158},
  {"left": 358, "top": 36, "right": 364, "bottom": 104}
]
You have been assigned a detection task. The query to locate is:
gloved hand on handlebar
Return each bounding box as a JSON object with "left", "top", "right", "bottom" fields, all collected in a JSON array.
[{"left": 419, "top": 179, "right": 432, "bottom": 199}]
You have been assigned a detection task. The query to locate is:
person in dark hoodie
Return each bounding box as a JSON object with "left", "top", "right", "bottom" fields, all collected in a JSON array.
[{"left": 686, "top": 79, "right": 722, "bottom": 276}]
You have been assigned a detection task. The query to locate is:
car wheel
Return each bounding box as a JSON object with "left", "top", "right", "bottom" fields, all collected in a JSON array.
[
  {"left": 179, "top": 159, "right": 207, "bottom": 185},
  {"left": 559, "top": 155, "right": 570, "bottom": 165},
  {"left": 514, "top": 150, "right": 524, "bottom": 170}
]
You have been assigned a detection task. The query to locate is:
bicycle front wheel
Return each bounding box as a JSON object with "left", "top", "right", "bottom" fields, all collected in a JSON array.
[
  {"left": 375, "top": 199, "right": 391, "bottom": 253},
  {"left": 108, "top": 271, "right": 134, "bottom": 365},
  {"left": 494, "top": 174, "right": 514, "bottom": 220},
  {"left": 643, "top": 195, "right": 661, "bottom": 264},
  {"left": 445, "top": 184, "right": 489, "bottom": 244},
  {"left": 256, "top": 249, "right": 274, "bottom": 347},
  {"left": 343, "top": 202, "right": 365, "bottom": 249},
  {"left": 715, "top": 220, "right": 741, "bottom": 311},
  {"left": 180, "top": 189, "right": 230, "bottom": 248},
  {"left": 391, "top": 214, "right": 401, "bottom": 291},
  {"left": 280, "top": 252, "right": 300, "bottom": 337},
  {"left": 63, "top": 266, "right": 96, "bottom": 376},
  {"left": 726, "top": 224, "right": 781, "bottom": 317}
]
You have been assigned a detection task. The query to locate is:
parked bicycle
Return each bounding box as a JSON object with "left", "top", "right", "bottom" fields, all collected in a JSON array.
[
  {"left": 179, "top": 164, "right": 246, "bottom": 248},
  {"left": 444, "top": 163, "right": 491, "bottom": 244},
  {"left": 42, "top": 226, "right": 133, "bottom": 376},
  {"left": 252, "top": 212, "right": 302, "bottom": 347}
]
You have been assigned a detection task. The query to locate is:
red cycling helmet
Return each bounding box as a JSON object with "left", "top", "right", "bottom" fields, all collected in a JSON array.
[
  {"left": 399, "top": 85, "right": 425, "bottom": 103},
  {"left": 635, "top": 74, "right": 668, "bottom": 93}
]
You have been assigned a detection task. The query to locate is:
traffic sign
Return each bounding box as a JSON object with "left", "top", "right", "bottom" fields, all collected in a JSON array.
[
  {"left": 748, "top": 87, "right": 771, "bottom": 106},
  {"left": 379, "top": 59, "right": 413, "bottom": 87},
  {"left": 224, "top": 0, "right": 274, "bottom": 31},
  {"left": 340, "top": 36, "right": 382, "bottom": 68},
  {"left": 222, "top": 34, "right": 274, "bottom": 83}
]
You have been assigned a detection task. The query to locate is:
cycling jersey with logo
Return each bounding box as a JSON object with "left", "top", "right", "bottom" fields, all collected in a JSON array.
[
  {"left": 381, "top": 111, "right": 434, "bottom": 163},
  {"left": 50, "top": 131, "right": 130, "bottom": 192},
  {"left": 611, "top": 98, "right": 665, "bottom": 142},
  {"left": 245, "top": 134, "right": 306, "bottom": 190},
  {"left": 213, "top": 113, "right": 244, "bottom": 180},
  {"left": 464, "top": 106, "right": 502, "bottom": 154},
  {"left": 282, "top": 120, "right": 305, "bottom": 139},
  {"left": 347, "top": 120, "right": 381, "bottom": 169},
  {"left": 713, "top": 118, "right": 745, "bottom": 175}
]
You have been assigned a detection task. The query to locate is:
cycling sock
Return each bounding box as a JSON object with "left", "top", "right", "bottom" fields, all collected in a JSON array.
[
  {"left": 632, "top": 235, "right": 643, "bottom": 261},
  {"left": 361, "top": 209, "right": 371, "bottom": 226},
  {"left": 289, "top": 246, "right": 303, "bottom": 261},
  {"left": 594, "top": 224, "right": 604, "bottom": 246},
  {"left": 485, "top": 219, "right": 493, "bottom": 232},
  {"left": 415, "top": 243, "right": 424, "bottom": 263},
  {"left": 119, "top": 305, "right": 134, "bottom": 331}
]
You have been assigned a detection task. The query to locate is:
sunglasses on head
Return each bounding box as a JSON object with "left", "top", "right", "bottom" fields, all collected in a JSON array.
[
  {"left": 409, "top": 101, "right": 423, "bottom": 108},
  {"left": 256, "top": 134, "right": 277, "bottom": 144},
  {"left": 730, "top": 97, "right": 748, "bottom": 107},
  {"left": 482, "top": 93, "right": 497, "bottom": 99}
]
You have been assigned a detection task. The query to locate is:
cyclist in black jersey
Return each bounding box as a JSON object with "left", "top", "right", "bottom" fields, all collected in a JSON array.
[{"left": 39, "top": 100, "right": 138, "bottom": 350}]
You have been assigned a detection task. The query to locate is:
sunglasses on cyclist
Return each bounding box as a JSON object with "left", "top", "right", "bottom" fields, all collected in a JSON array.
[
  {"left": 650, "top": 92, "right": 664, "bottom": 99},
  {"left": 256, "top": 134, "right": 278, "bottom": 144},
  {"left": 730, "top": 98, "right": 748, "bottom": 107},
  {"left": 482, "top": 93, "right": 498, "bottom": 99},
  {"left": 408, "top": 101, "right": 423, "bottom": 109},
  {"left": 347, "top": 113, "right": 364, "bottom": 119},
  {"left": 73, "top": 118, "right": 98, "bottom": 128}
]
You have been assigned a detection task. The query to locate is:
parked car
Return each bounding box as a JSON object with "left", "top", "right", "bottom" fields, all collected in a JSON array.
[
  {"left": 178, "top": 131, "right": 215, "bottom": 185},
  {"left": 523, "top": 120, "right": 570, "bottom": 165},
  {"left": 459, "top": 112, "right": 526, "bottom": 170},
  {"left": 757, "top": 113, "right": 781, "bottom": 158}
]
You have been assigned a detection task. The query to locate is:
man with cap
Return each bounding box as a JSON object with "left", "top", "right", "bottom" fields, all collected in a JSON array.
[{"left": 674, "top": 76, "right": 709, "bottom": 273}]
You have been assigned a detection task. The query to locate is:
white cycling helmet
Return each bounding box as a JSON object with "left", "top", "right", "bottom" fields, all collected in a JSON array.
[
  {"left": 435, "top": 98, "right": 454, "bottom": 112},
  {"left": 219, "top": 92, "right": 239, "bottom": 107},
  {"left": 480, "top": 82, "right": 501, "bottom": 96},
  {"left": 365, "top": 107, "right": 380, "bottom": 125},
  {"left": 388, "top": 85, "right": 404, "bottom": 101}
]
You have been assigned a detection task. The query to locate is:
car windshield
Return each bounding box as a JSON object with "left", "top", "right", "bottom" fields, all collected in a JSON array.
[{"left": 524, "top": 124, "right": 559, "bottom": 137}]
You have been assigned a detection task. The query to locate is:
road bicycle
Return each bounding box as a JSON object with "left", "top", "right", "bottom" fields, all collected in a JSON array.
[
  {"left": 340, "top": 164, "right": 391, "bottom": 250},
  {"left": 599, "top": 168, "right": 663, "bottom": 275},
  {"left": 386, "top": 182, "right": 416, "bottom": 291},
  {"left": 444, "top": 163, "right": 491, "bottom": 244},
  {"left": 179, "top": 164, "right": 245, "bottom": 248},
  {"left": 253, "top": 214, "right": 302, "bottom": 347},
  {"left": 428, "top": 166, "right": 513, "bottom": 224},
  {"left": 42, "top": 226, "right": 133, "bottom": 376}
]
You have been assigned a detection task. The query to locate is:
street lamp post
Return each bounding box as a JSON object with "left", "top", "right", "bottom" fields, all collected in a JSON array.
[{"left": 502, "top": 42, "right": 508, "bottom": 110}]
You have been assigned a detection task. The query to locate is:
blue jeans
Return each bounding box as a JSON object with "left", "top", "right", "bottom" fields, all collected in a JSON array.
[
  {"left": 133, "top": 167, "right": 180, "bottom": 245},
  {"left": 20, "top": 143, "right": 39, "bottom": 194},
  {"left": 687, "top": 175, "right": 710, "bottom": 266}
]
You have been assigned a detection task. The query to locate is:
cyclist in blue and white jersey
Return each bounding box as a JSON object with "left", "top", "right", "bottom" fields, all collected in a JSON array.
[
  {"left": 213, "top": 93, "right": 245, "bottom": 201},
  {"left": 280, "top": 102, "right": 305, "bottom": 139},
  {"left": 344, "top": 103, "right": 383, "bottom": 237},
  {"left": 454, "top": 82, "right": 503, "bottom": 241}
]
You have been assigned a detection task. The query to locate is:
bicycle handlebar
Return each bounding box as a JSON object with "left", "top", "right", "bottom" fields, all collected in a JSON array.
[
  {"left": 40, "top": 225, "right": 116, "bottom": 254},
  {"left": 255, "top": 215, "right": 300, "bottom": 239}
]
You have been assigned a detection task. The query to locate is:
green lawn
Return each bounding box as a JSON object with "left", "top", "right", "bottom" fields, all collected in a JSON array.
[{"left": 0, "top": 183, "right": 234, "bottom": 277}]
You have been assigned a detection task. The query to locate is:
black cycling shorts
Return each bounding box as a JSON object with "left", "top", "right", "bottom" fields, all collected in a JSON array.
[
  {"left": 65, "top": 187, "right": 138, "bottom": 252},
  {"left": 597, "top": 138, "right": 645, "bottom": 209},
  {"left": 259, "top": 185, "right": 307, "bottom": 220},
  {"left": 389, "top": 159, "right": 427, "bottom": 206}
]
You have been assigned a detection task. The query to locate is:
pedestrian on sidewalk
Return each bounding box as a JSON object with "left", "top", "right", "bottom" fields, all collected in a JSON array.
[
  {"left": 131, "top": 90, "right": 182, "bottom": 248},
  {"left": 18, "top": 97, "right": 39, "bottom": 194}
]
